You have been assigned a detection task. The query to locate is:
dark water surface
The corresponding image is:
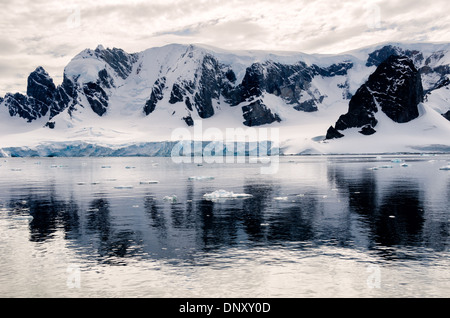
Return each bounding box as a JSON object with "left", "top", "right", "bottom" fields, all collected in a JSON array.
[{"left": 0, "top": 155, "right": 449, "bottom": 297}]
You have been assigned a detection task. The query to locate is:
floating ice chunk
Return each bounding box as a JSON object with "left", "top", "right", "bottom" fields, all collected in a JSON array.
[
  {"left": 13, "top": 215, "right": 33, "bottom": 221},
  {"left": 389, "top": 215, "right": 396, "bottom": 219},
  {"left": 274, "top": 196, "right": 288, "bottom": 201},
  {"left": 163, "top": 195, "right": 178, "bottom": 203},
  {"left": 188, "top": 176, "right": 215, "bottom": 181},
  {"left": 439, "top": 165, "right": 450, "bottom": 171},
  {"left": 296, "top": 194, "right": 305, "bottom": 197},
  {"left": 114, "top": 185, "right": 134, "bottom": 189},
  {"left": 140, "top": 181, "right": 159, "bottom": 184},
  {"left": 401, "top": 163, "right": 410, "bottom": 167},
  {"left": 203, "top": 189, "right": 252, "bottom": 200}
]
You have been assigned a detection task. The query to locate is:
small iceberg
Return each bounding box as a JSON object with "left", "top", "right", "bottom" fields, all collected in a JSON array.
[
  {"left": 439, "top": 165, "right": 450, "bottom": 171},
  {"left": 274, "top": 196, "right": 289, "bottom": 201},
  {"left": 139, "top": 180, "right": 159, "bottom": 184},
  {"left": 203, "top": 189, "right": 252, "bottom": 201},
  {"left": 188, "top": 176, "right": 215, "bottom": 181},
  {"left": 13, "top": 215, "right": 34, "bottom": 221},
  {"left": 163, "top": 195, "right": 178, "bottom": 203}
]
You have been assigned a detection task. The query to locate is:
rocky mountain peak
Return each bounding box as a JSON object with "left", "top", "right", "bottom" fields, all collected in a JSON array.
[{"left": 326, "top": 55, "right": 424, "bottom": 139}]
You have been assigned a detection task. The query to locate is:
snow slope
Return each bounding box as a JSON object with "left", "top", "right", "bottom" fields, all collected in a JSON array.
[{"left": 0, "top": 42, "right": 449, "bottom": 156}]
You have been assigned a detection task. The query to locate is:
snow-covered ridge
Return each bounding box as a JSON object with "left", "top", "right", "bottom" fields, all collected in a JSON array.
[{"left": 0, "top": 42, "right": 450, "bottom": 156}]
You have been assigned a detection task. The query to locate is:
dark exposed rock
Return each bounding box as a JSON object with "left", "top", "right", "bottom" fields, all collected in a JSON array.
[
  {"left": 169, "top": 83, "right": 185, "bottom": 104},
  {"left": 163, "top": 53, "right": 237, "bottom": 120},
  {"left": 334, "top": 84, "right": 378, "bottom": 131},
  {"left": 97, "top": 69, "right": 115, "bottom": 89},
  {"left": 242, "top": 100, "right": 281, "bottom": 127},
  {"left": 183, "top": 115, "right": 194, "bottom": 126},
  {"left": 327, "top": 55, "right": 423, "bottom": 138},
  {"left": 366, "top": 45, "right": 424, "bottom": 67},
  {"left": 359, "top": 125, "right": 377, "bottom": 135},
  {"left": 52, "top": 74, "right": 77, "bottom": 119},
  {"left": 144, "top": 77, "right": 166, "bottom": 115},
  {"left": 442, "top": 110, "right": 450, "bottom": 121},
  {"left": 2, "top": 67, "right": 57, "bottom": 122},
  {"left": 4, "top": 92, "right": 49, "bottom": 122},
  {"left": 191, "top": 55, "right": 223, "bottom": 119},
  {"left": 94, "top": 46, "right": 138, "bottom": 80},
  {"left": 27, "top": 66, "right": 56, "bottom": 105},
  {"left": 185, "top": 97, "right": 193, "bottom": 111},
  {"left": 45, "top": 121, "right": 55, "bottom": 129},
  {"left": 369, "top": 55, "right": 423, "bottom": 123},
  {"left": 227, "top": 60, "right": 351, "bottom": 114},
  {"left": 83, "top": 82, "right": 109, "bottom": 116},
  {"left": 325, "top": 126, "right": 344, "bottom": 140}
]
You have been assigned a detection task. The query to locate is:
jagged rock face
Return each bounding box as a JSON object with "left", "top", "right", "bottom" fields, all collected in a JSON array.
[
  {"left": 144, "top": 77, "right": 166, "bottom": 115},
  {"left": 366, "top": 45, "right": 424, "bottom": 67},
  {"left": 93, "top": 46, "right": 139, "bottom": 80},
  {"left": 370, "top": 55, "right": 423, "bottom": 123},
  {"left": 3, "top": 92, "right": 50, "bottom": 122},
  {"left": 443, "top": 110, "right": 450, "bottom": 121},
  {"left": 242, "top": 100, "right": 281, "bottom": 127},
  {"left": 327, "top": 55, "right": 424, "bottom": 139},
  {"left": 2, "top": 67, "right": 56, "bottom": 122},
  {"left": 1, "top": 43, "right": 449, "bottom": 132},
  {"left": 83, "top": 81, "right": 109, "bottom": 116},
  {"left": 52, "top": 74, "right": 77, "bottom": 119},
  {"left": 230, "top": 60, "right": 352, "bottom": 114},
  {"left": 148, "top": 52, "right": 237, "bottom": 120},
  {"left": 27, "top": 66, "right": 56, "bottom": 105}
]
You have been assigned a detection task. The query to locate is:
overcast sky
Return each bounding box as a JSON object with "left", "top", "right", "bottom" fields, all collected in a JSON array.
[{"left": 1, "top": 0, "right": 449, "bottom": 95}]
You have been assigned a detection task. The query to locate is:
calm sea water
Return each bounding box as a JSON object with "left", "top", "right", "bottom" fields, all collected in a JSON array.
[{"left": 0, "top": 155, "right": 449, "bottom": 298}]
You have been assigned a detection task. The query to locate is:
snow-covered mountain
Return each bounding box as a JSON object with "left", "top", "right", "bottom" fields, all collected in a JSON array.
[{"left": 1, "top": 42, "right": 450, "bottom": 156}]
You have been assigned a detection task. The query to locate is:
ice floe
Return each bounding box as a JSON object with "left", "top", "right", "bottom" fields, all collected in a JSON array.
[{"left": 203, "top": 189, "right": 253, "bottom": 200}]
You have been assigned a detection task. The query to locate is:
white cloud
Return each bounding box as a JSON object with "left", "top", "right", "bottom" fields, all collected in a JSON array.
[{"left": 1, "top": 0, "right": 449, "bottom": 95}]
